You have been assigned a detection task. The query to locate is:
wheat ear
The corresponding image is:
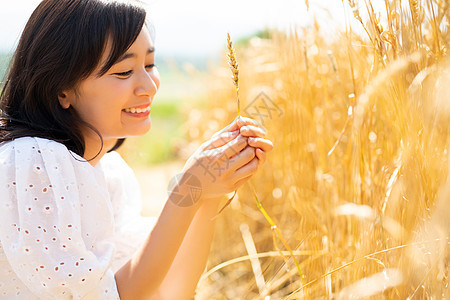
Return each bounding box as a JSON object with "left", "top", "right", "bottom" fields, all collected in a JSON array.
[{"left": 227, "top": 33, "right": 240, "bottom": 117}]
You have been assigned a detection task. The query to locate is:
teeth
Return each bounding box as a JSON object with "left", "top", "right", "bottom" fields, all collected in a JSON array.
[{"left": 124, "top": 106, "right": 150, "bottom": 114}]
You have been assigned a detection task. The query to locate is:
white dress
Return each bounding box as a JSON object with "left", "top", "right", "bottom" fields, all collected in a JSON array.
[{"left": 0, "top": 137, "right": 157, "bottom": 299}]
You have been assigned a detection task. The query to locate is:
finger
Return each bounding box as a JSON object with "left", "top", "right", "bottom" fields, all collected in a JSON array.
[
  {"left": 240, "top": 125, "right": 266, "bottom": 138},
  {"left": 255, "top": 148, "right": 266, "bottom": 164},
  {"left": 204, "top": 130, "right": 240, "bottom": 150},
  {"left": 231, "top": 157, "right": 259, "bottom": 182},
  {"left": 237, "top": 117, "right": 260, "bottom": 128},
  {"left": 218, "top": 134, "right": 248, "bottom": 159},
  {"left": 210, "top": 117, "right": 238, "bottom": 140},
  {"left": 228, "top": 146, "right": 256, "bottom": 172},
  {"left": 218, "top": 117, "right": 261, "bottom": 135},
  {"left": 248, "top": 137, "right": 274, "bottom": 153}
]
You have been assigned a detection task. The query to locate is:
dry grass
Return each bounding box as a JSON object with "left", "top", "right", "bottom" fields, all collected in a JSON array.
[{"left": 183, "top": 0, "right": 449, "bottom": 299}]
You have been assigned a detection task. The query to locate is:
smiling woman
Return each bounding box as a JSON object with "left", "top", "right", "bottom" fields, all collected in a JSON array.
[
  {"left": 0, "top": 0, "right": 273, "bottom": 299},
  {"left": 57, "top": 27, "right": 160, "bottom": 165},
  {"left": 0, "top": 0, "right": 149, "bottom": 159}
]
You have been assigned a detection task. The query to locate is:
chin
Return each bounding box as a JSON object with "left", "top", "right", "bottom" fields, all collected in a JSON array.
[{"left": 128, "top": 123, "right": 152, "bottom": 137}]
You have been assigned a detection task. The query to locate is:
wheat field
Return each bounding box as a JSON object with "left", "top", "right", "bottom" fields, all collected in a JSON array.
[{"left": 183, "top": 0, "right": 449, "bottom": 299}]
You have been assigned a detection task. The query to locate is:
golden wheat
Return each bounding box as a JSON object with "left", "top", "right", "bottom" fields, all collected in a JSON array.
[
  {"left": 183, "top": 0, "right": 449, "bottom": 299},
  {"left": 227, "top": 33, "right": 241, "bottom": 117}
]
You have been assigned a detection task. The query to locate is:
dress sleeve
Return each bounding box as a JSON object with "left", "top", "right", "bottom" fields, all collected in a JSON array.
[
  {"left": 0, "top": 137, "right": 120, "bottom": 300},
  {"left": 99, "top": 152, "right": 157, "bottom": 272}
]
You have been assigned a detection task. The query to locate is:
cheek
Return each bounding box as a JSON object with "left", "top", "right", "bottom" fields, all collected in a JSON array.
[
  {"left": 74, "top": 92, "right": 124, "bottom": 128},
  {"left": 70, "top": 76, "right": 134, "bottom": 138}
]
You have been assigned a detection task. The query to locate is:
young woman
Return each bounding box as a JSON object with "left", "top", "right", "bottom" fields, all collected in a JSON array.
[{"left": 0, "top": 0, "right": 273, "bottom": 299}]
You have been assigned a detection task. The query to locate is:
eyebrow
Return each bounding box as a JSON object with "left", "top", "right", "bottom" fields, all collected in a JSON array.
[{"left": 116, "top": 47, "right": 155, "bottom": 63}]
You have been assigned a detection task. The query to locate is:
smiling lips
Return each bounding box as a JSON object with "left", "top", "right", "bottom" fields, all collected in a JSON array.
[{"left": 122, "top": 104, "right": 151, "bottom": 117}]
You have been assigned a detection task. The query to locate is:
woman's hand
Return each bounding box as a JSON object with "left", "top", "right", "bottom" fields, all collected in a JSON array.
[
  {"left": 175, "top": 117, "right": 273, "bottom": 204},
  {"left": 235, "top": 117, "right": 273, "bottom": 164}
]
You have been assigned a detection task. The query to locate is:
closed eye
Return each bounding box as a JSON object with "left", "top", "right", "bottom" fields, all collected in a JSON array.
[
  {"left": 113, "top": 64, "right": 156, "bottom": 78},
  {"left": 113, "top": 70, "right": 132, "bottom": 77}
]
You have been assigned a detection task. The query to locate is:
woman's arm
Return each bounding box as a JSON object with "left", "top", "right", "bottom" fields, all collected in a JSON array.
[
  {"left": 115, "top": 185, "right": 204, "bottom": 300},
  {"left": 151, "top": 197, "right": 222, "bottom": 300}
]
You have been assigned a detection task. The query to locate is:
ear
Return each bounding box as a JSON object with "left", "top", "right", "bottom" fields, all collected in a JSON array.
[{"left": 58, "top": 91, "right": 73, "bottom": 109}]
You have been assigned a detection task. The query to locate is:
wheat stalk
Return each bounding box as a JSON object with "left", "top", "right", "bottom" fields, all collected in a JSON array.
[
  {"left": 227, "top": 31, "right": 305, "bottom": 286},
  {"left": 210, "top": 33, "right": 242, "bottom": 220},
  {"left": 409, "top": 0, "right": 420, "bottom": 25},
  {"left": 248, "top": 182, "right": 305, "bottom": 281},
  {"left": 227, "top": 33, "right": 240, "bottom": 117},
  {"left": 348, "top": 0, "right": 362, "bottom": 23},
  {"left": 283, "top": 239, "right": 448, "bottom": 299},
  {"left": 227, "top": 36, "right": 298, "bottom": 278}
]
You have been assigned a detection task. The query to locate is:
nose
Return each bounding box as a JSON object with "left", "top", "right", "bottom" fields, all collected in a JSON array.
[{"left": 135, "top": 67, "right": 160, "bottom": 98}]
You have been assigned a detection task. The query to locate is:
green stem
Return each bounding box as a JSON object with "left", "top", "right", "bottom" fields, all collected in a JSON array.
[{"left": 248, "top": 182, "right": 304, "bottom": 280}]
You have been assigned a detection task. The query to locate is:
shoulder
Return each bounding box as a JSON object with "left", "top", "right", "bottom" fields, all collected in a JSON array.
[
  {"left": 0, "top": 137, "right": 98, "bottom": 184},
  {"left": 0, "top": 136, "right": 81, "bottom": 160},
  {"left": 0, "top": 136, "right": 90, "bottom": 168}
]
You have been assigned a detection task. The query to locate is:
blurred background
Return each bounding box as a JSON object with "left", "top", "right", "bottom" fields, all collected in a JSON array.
[
  {"left": 1, "top": 0, "right": 449, "bottom": 299},
  {"left": 0, "top": 0, "right": 349, "bottom": 215}
]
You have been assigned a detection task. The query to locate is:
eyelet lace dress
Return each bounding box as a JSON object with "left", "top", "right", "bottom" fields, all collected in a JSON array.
[{"left": 0, "top": 137, "right": 157, "bottom": 299}]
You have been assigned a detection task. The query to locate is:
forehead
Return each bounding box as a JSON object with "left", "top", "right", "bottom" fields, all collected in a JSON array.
[
  {"left": 126, "top": 26, "right": 154, "bottom": 51},
  {"left": 97, "top": 26, "right": 154, "bottom": 72}
]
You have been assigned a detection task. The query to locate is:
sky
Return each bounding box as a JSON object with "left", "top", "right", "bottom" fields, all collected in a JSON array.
[{"left": 0, "top": 0, "right": 350, "bottom": 57}]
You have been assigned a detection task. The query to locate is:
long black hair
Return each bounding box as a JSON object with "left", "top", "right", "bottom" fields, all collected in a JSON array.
[{"left": 0, "top": 0, "right": 147, "bottom": 157}]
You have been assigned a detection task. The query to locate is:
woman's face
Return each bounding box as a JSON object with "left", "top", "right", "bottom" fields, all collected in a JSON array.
[{"left": 61, "top": 26, "right": 160, "bottom": 143}]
